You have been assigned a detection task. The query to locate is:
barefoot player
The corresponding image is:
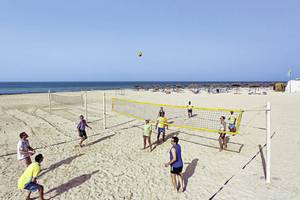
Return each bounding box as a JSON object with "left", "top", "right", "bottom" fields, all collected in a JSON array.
[{"left": 77, "top": 115, "right": 92, "bottom": 147}]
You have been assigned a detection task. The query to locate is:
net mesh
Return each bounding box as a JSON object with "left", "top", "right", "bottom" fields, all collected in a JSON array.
[
  {"left": 50, "top": 93, "right": 84, "bottom": 106},
  {"left": 112, "top": 98, "right": 243, "bottom": 135}
]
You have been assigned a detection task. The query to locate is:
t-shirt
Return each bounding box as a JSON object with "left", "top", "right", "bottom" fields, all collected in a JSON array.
[
  {"left": 229, "top": 115, "right": 236, "bottom": 124},
  {"left": 157, "top": 117, "right": 168, "bottom": 128},
  {"left": 187, "top": 105, "right": 193, "bottom": 110},
  {"left": 144, "top": 124, "right": 152, "bottom": 137},
  {"left": 77, "top": 120, "right": 87, "bottom": 131},
  {"left": 17, "top": 140, "right": 30, "bottom": 160},
  {"left": 18, "top": 162, "right": 41, "bottom": 189}
]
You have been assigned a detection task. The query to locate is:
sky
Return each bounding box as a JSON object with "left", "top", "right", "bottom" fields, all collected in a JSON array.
[{"left": 0, "top": 0, "right": 299, "bottom": 82}]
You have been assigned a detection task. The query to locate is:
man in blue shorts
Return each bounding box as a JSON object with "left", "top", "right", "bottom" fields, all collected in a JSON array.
[
  {"left": 18, "top": 154, "right": 46, "bottom": 200},
  {"left": 228, "top": 111, "right": 237, "bottom": 133},
  {"left": 155, "top": 112, "right": 168, "bottom": 143}
]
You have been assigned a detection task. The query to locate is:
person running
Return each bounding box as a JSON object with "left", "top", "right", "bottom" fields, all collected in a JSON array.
[
  {"left": 165, "top": 136, "right": 184, "bottom": 192},
  {"left": 18, "top": 154, "right": 47, "bottom": 200},
  {"left": 17, "top": 132, "right": 35, "bottom": 167},
  {"left": 77, "top": 115, "right": 92, "bottom": 147},
  {"left": 218, "top": 116, "right": 227, "bottom": 151},
  {"left": 228, "top": 111, "right": 237, "bottom": 133},
  {"left": 158, "top": 107, "right": 165, "bottom": 117},
  {"left": 143, "top": 119, "right": 153, "bottom": 152},
  {"left": 187, "top": 101, "right": 193, "bottom": 118},
  {"left": 155, "top": 112, "right": 168, "bottom": 143}
]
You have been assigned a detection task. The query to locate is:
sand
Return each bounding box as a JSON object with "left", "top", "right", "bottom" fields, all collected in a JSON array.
[{"left": 0, "top": 90, "right": 300, "bottom": 200}]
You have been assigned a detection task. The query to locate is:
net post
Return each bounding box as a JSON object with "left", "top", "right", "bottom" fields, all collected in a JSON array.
[
  {"left": 48, "top": 90, "right": 52, "bottom": 113},
  {"left": 266, "top": 101, "right": 271, "bottom": 183},
  {"left": 103, "top": 92, "right": 106, "bottom": 129},
  {"left": 85, "top": 91, "right": 88, "bottom": 121}
]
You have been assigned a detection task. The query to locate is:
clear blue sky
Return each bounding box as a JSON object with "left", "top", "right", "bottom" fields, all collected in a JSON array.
[{"left": 0, "top": 0, "right": 299, "bottom": 81}]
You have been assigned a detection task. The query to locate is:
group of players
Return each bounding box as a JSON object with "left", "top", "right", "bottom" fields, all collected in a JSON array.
[
  {"left": 16, "top": 115, "right": 92, "bottom": 200},
  {"left": 16, "top": 101, "right": 237, "bottom": 199},
  {"left": 141, "top": 101, "right": 237, "bottom": 192}
]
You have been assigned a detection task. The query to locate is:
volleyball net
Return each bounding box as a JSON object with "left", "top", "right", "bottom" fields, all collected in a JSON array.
[
  {"left": 112, "top": 98, "right": 243, "bottom": 135},
  {"left": 50, "top": 93, "right": 84, "bottom": 106}
]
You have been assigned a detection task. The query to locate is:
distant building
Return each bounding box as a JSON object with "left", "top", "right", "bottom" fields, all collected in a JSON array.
[{"left": 285, "top": 79, "right": 300, "bottom": 93}]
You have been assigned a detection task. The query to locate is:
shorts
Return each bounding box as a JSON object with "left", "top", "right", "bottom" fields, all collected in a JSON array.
[
  {"left": 24, "top": 182, "right": 41, "bottom": 192},
  {"left": 171, "top": 166, "right": 183, "bottom": 174},
  {"left": 79, "top": 130, "right": 87, "bottom": 138},
  {"left": 188, "top": 109, "right": 192, "bottom": 113},
  {"left": 157, "top": 128, "right": 165, "bottom": 134},
  {"left": 228, "top": 124, "right": 236, "bottom": 132}
]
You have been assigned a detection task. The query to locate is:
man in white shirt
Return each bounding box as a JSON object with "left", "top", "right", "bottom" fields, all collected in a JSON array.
[{"left": 17, "top": 132, "right": 35, "bottom": 167}]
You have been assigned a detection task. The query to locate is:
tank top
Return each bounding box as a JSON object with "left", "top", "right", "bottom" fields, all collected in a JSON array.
[{"left": 170, "top": 144, "right": 183, "bottom": 168}]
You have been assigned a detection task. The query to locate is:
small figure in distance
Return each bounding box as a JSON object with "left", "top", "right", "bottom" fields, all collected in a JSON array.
[
  {"left": 218, "top": 116, "right": 227, "bottom": 151},
  {"left": 228, "top": 111, "right": 237, "bottom": 135},
  {"left": 187, "top": 101, "right": 193, "bottom": 118},
  {"left": 77, "top": 115, "right": 92, "bottom": 147},
  {"left": 158, "top": 107, "right": 165, "bottom": 117}
]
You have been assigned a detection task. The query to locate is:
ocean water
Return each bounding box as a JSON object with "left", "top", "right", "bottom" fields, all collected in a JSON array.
[{"left": 0, "top": 81, "right": 276, "bottom": 95}]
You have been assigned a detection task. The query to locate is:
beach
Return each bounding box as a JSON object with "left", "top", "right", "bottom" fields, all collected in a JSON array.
[{"left": 1, "top": 89, "right": 300, "bottom": 200}]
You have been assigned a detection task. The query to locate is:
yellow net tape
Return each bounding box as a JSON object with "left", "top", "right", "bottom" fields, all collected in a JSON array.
[{"left": 112, "top": 98, "right": 243, "bottom": 135}]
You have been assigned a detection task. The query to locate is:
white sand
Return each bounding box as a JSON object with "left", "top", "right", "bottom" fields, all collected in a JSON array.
[{"left": 1, "top": 90, "right": 300, "bottom": 200}]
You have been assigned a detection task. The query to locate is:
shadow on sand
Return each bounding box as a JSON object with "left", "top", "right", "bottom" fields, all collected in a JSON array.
[
  {"left": 46, "top": 170, "right": 99, "bottom": 199},
  {"left": 151, "top": 130, "right": 180, "bottom": 151},
  {"left": 39, "top": 154, "right": 84, "bottom": 177},
  {"left": 85, "top": 134, "right": 115, "bottom": 147},
  {"left": 183, "top": 158, "right": 199, "bottom": 191}
]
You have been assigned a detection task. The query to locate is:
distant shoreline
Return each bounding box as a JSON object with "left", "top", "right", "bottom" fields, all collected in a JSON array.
[{"left": 0, "top": 81, "right": 284, "bottom": 95}]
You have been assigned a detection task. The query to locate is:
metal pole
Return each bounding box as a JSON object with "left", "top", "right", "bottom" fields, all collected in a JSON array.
[
  {"left": 103, "top": 92, "right": 106, "bottom": 129},
  {"left": 289, "top": 69, "right": 292, "bottom": 93},
  {"left": 48, "top": 90, "right": 51, "bottom": 113},
  {"left": 85, "top": 91, "right": 88, "bottom": 121},
  {"left": 266, "top": 102, "right": 271, "bottom": 183}
]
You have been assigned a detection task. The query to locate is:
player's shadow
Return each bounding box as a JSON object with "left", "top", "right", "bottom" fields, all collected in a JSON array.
[
  {"left": 151, "top": 130, "right": 180, "bottom": 151},
  {"left": 108, "top": 119, "right": 136, "bottom": 129},
  {"left": 85, "top": 134, "right": 115, "bottom": 147},
  {"left": 39, "top": 154, "right": 84, "bottom": 177},
  {"left": 183, "top": 158, "right": 199, "bottom": 191},
  {"left": 46, "top": 170, "right": 99, "bottom": 199}
]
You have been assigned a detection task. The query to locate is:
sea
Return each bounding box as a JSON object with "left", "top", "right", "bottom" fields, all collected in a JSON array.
[{"left": 0, "top": 81, "right": 277, "bottom": 95}]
